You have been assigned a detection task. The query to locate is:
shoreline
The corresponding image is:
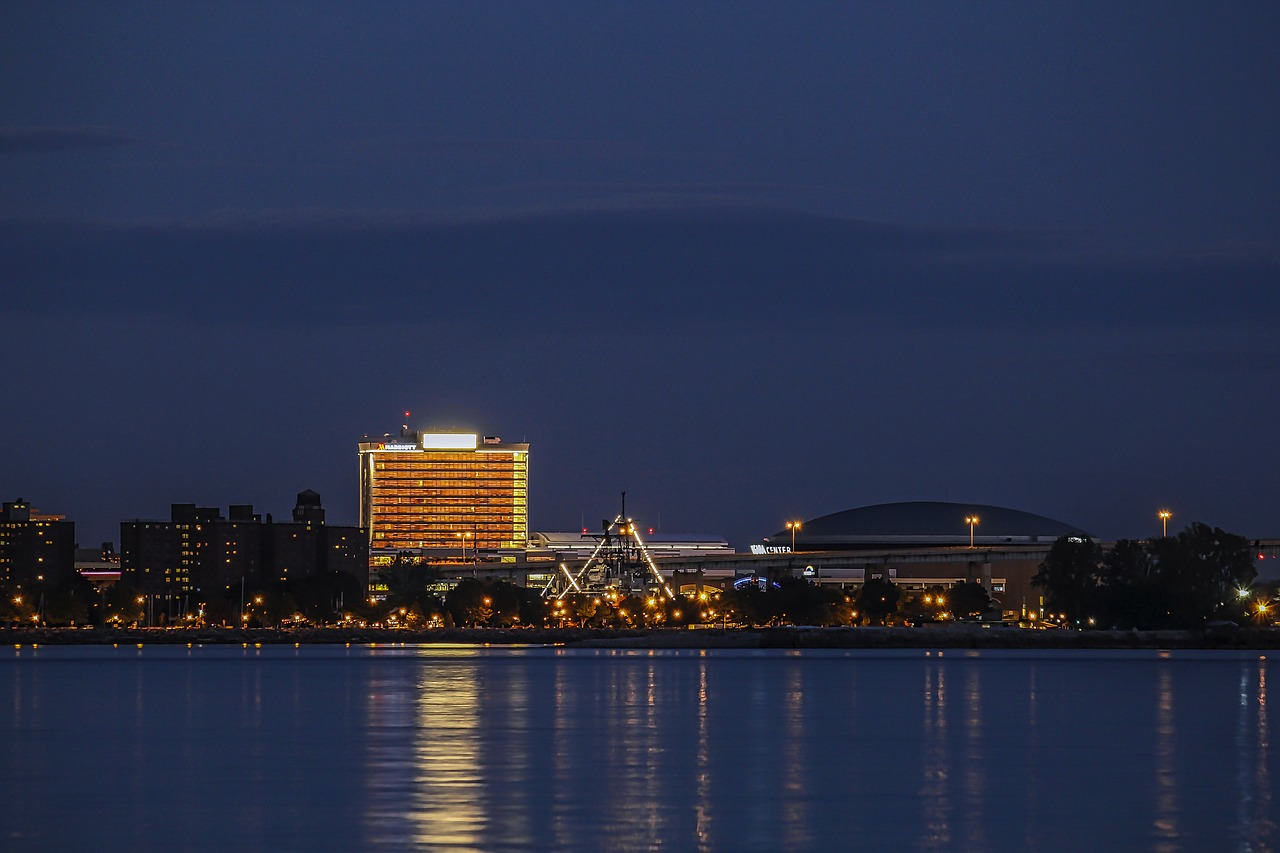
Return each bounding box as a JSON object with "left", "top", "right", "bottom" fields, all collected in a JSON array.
[{"left": 5, "top": 624, "right": 1279, "bottom": 650}]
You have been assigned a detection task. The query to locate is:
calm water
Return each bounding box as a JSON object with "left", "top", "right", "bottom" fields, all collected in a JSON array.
[{"left": 1, "top": 643, "right": 1275, "bottom": 852}]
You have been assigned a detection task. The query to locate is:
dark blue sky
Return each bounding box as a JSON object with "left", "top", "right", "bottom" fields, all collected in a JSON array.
[{"left": 3, "top": 2, "right": 1278, "bottom": 549}]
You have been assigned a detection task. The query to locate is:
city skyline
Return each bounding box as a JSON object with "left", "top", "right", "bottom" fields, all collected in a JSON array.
[{"left": 3, "top": 3, "right": 1279, "bottom": 550}]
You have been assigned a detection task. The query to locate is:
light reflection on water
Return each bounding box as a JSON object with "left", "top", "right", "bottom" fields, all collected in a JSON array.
[
  {"left": 1154, "top": 663, "right": 1179, "bottom": 852},
  {"left": 0, "top": 645, "right": 1276, "bottom": 852},
  {"left": 920, "top": 659, "right": 950, "bottom": 850}
]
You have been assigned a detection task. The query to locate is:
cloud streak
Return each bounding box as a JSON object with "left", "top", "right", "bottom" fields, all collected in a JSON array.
[
  {"left": 0, "top": 126, "right": 139, "bottom": 154},
  {"left": 2, "top": 206, "right": 1276, "bottom": 332}
]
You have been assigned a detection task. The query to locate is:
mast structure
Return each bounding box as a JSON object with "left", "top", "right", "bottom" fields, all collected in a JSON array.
[{"left": 542, "top": 493, "right": 675, "bottom": 600}]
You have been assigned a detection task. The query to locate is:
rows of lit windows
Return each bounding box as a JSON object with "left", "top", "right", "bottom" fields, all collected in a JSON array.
[
  {"left": 373, "top": 460, "right": 524, "bottom": 471},
  {"left": 369, "top": 490, "right": 521, "bottom": 503},
  {"left": 361, "top": 445, "right": 528, "bottom": 551},
  {"left": 371, "top": 502, "right": 519, "bottom": 514},
  {"left": 370, "top": 483, "right": 523, "bottom": 495},
  {"left": 371, "top": 458, "right": 524, "bottom": 471},
  {"left": 370, "top": 503, "right": 521, "bottom": 516},
  {"left": 371, "top": 522, "right": 518, "bottom": 533},
  {"left": 372, "top": 522, "right": 527, "bottom": 548},
  {"left": 371, "top": 456, "right": 526, "bottom": 469},
  {"left": 386, "top": 520, "right": 522, "bottom": 531},
  {"left": 370, "top": 477, "right": 527, "bottom": 489},
  {"left": 370, "top": 478, "right": 527, "bottom": 489},
  {"left": 371, "top": 492, "right": 521, "bottom": 504},
  {"left": 371, "top": 523, "right": 523, "bottom": 534},
  {"left": 371, "top": 463, "right": 524, "bottom": 473},
  {"left": 372, "top": 495, "right": 526, "bottom": 506},
  {"left": 371, "top": 477, "right": 524, "bottom": 486}
]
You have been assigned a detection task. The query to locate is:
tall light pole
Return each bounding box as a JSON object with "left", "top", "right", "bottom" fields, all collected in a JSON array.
[
  {"left": 965, "top": 515, "right": 980, "bottom": 548},
  {"left": 1158, "top": 509, "right": 1172, "bottom": 538},
  {"left": 786, "top": 520, "right": 802, "bottom": 553}
]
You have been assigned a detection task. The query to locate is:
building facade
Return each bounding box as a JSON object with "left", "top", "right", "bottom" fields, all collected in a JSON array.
[
  {"left": 359, "top": 430, "right": 530, "bottom": 559},
  {"left": 0, "top": 498, "right": 76, "bottom": 589},
  {"left": 120, "top": 491, "right": 366, "bottom": 608}
]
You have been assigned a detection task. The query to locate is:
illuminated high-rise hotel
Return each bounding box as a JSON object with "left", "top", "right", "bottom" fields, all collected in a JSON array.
[{"left": 358, "top": 430, "right": 529, "bottom": 558}]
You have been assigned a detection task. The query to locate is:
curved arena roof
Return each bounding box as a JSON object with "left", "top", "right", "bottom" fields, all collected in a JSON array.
[{"left": 769, "top": 501, "right": 1088, "bottom": 550}]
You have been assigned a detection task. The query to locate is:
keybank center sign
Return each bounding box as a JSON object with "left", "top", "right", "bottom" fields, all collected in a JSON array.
[{"left": 750, "top": 544, "right": 792, "bottom": 555}]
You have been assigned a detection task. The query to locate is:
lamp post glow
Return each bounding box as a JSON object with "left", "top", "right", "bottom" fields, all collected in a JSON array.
[
  {"left": 786, "top": 520, "right": 802, "bottom": 553},
  {"left": 1158, "top": 509, "right": 1172, "bottom": 538},
  {"left": 965, "top": 515, "right": 979, "bottom": 548}
]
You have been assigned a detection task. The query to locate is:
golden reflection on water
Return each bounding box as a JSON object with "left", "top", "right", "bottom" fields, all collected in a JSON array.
[
  {"left": 362, "top": 648, "right": 487, "bottom": 852},
  {"left": 550, "top": 651, "right": 573, "bottom": 852},
  {"left": 695, "top": 658, "right": 712, "bottom": 853},
  {"left": 409, "top": 664, "right": 484, "bottom": 851}
]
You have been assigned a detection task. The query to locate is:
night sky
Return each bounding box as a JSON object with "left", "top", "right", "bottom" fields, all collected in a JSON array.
[{"left": 3, "top": 2, "right": 1278, "bottom": 550}]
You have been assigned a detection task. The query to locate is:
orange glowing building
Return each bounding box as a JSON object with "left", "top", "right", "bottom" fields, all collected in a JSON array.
[{"left": 358, "top": 430, "right": 529, "bottom": 560}]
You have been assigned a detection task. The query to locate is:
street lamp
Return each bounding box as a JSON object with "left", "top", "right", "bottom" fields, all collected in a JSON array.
[
  {"left": 965, "top": 515, "right": 980, "bottom": 548},
  {"left": 786, "top": 520, "right": 802, "bottom": 553},
  {"left": 456, "top": 531, "right": 473, "bottom": 562},
  {"left": 1158, "top": 509, "right": 1172, "bottom": 538}
]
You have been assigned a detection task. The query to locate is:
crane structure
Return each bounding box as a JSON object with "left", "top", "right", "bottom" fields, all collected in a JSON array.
[{"left": 542, "top": 494, "right": 675, "bottom": 601}]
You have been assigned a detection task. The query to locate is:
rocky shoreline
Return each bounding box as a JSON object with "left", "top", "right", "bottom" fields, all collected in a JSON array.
[{"left": 6, "top": 624, "right": 1279, "bottom": 650}]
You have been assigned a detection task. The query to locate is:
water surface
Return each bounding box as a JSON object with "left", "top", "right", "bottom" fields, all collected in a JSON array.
[{"left": 1, "top": 644, "right": 1274, "bottom": 852}]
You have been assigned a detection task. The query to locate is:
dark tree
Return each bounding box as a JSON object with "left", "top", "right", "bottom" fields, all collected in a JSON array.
[
  {"left": 381, "top": 553, "right": 433, "bottom": 613},
  {"left": 40, "top": 586, "right": 92, "bottom": 626},
  {"left": 774, "top": 577, "right": 834, "bottom": 626},
  {"left": 948, "top": 582, "right": 992, "bottom": 620},
  {"left": 721, "top": 583, "right": 772, "bottom": 627},
  {"left": 856, "top": 578, "right": 901, "bottom": 625},
  {"left": 287, "top": 570, "right": 365, "bottom": 624},
  {"left": 517, "top": 590, "right": 548, "bottom": 627},
  {"left": 445, "top": 578, "right": 490, "bottom": 626},
  {"left": 1097, "top": 538, "right": 1159, "bottom": 628},
  {"left": 1148, "top": 522, "right": 1255, "bottom": 627},
  {"left": 1033, "top": 536, "right": 1103, "bottom": 623},
  {"left": 487, "top": 581, "right": 522, "bottom": 627},
  {"left": 900, "top": 585, "right": 947, "bottom": 624}
]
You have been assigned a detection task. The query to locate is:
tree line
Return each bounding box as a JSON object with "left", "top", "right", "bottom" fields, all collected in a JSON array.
[
  {"left": 1033, "top": 523, "right": 1263, "bottom": 629},
  {"left": 6, "top": 523, "right": 1266, "bottom": 631}
]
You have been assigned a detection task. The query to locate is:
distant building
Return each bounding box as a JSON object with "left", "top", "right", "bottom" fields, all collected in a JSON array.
[
  {"left": 0, "top": 498, "right": 76, "bottom": 589},
  {"left": 756, "top": 501, "right": 1089, "bottom": 553},
  {"left": 750, "top": 501, "right": 1093, "bottom": 611},
  {"left": 120, "top": 491, "right": 366, "bottom": 608},
  {"left": 266, "top": 489, "right": 366, "bottom": 584},
  {"left": 528, "top": 531, "right": 734, "bottom": 562},
  {"left": 358, "top": 429, "right": 530, "bottom": 560}
]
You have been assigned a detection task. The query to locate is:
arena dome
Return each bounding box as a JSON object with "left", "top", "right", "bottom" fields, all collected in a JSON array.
[{"left": 763, "top": 501, "right": 1088, "bottom": 552}]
